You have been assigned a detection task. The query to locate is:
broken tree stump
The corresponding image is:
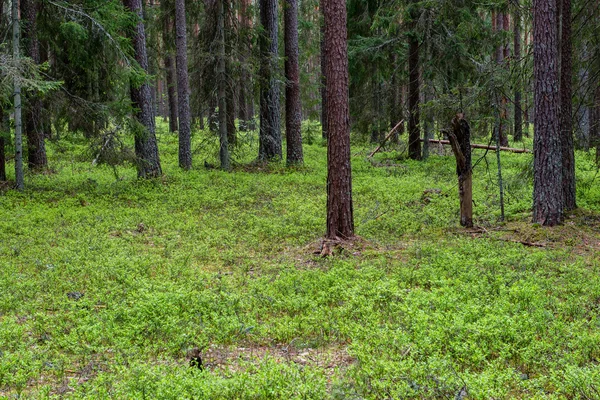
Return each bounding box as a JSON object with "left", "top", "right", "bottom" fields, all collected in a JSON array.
[{"left": 448, "top": 114, "right": 473, "bottom": 228}]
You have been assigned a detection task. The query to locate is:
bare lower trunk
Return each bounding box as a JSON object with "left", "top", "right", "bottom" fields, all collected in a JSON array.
[
  {"left": 408, "top": 31, "right": 421, "bottom": 160},
  {"left": 124, "top": 0, "right": 162, "bottom": 178},
  {"left": 175, "top": 0, "right": 192, "bottom": 169},
  {"left": 495, "top": 11, "right": 509, "bottom": 147},
  {"left": 259, "top": 0, "right": 282, "bottom": 160},
  {"left": 284, "top": 0, "right": 303, "bottom": 165},
  {"left": 560, "top": 0, "right": 576, "bottom": 210},
  {"left": 533, "top": 0, "right": 562, "bottom": 225},
  {"left": 320, "top": 19, "right": 327, "bottom": 140},
  {"left": 0, "top": 107, "right": 6, "bottom": 181},
  {"left": 513, "top": 3, "right": 523, "bottom": 142},
  {"left": 324, "top": 0, "right": 354, "bottom": 239},
  {"left": 238, "top": 0, "right": 252, "bottom": 131},
  {"left": 12, "top": 0, "right": 24, "bottom": 189},
  {"left": 165, "top": 54, "right": 178, "bottom": 133},
  {"left": 217, "top": 0, "right": 230, "bottom": 170},
  {"left": 21, "top": 0, "right": 47, "bottom": 170}
]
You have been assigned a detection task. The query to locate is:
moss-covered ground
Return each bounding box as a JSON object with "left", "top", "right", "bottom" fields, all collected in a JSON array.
[{"left": 1, "top": 122, "right": 600, "bottom": 398}]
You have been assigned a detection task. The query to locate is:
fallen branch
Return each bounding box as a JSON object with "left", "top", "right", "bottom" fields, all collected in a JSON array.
[
  {"left": 421, "top": 139, "right": 531, "bottom": 153},
  {"left": 368, "top": 119, "right": 404, "bottom": 158}
]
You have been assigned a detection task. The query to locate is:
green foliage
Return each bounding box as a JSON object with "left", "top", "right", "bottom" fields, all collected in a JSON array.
[{"left": 1, "top": 128, "right": 600, "bottom": 398}]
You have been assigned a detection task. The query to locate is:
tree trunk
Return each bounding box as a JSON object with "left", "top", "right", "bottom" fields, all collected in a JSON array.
[
  {"left": 0, "top": 106, "right": 6, "bottom": 182},
  {"left": 284, "top": 0, "right": 303, "bottom": 165},
  {"left": 389, "top": 51, "right": 402, "bottom": 144},
  {"left": 408, "top": 29, "right": 421, "bottom": 160},
  {"left": 448, "top": 115, "right": 473, "bottom": 228},
  {"left": 238, "top": 0, "right": 252, "bottom": 131},
  {"left": 533, "top": 0, "right": 562, "bottom": 225},
  {"left": 513, "top": 2, "right": 523, "bottom": 142},
  {"left": 560, "top": 0, "right": 576, "bottom": 210},
  {"left": 320, "top": 18, "right": 328, "bottom": 140},
  {"left": 123, "top": 0, "right": 162, "bottom": 178},
  {"left": 175, "top": 0, "right": 192, "bottom": 169},
  {"left": 0, "top": 2, "right": 5, "bottom": 182},
  {"left": 324, "top": 0, "right": 354, "bottom": 239},
  {"left": 217, "top": 0, "right": 230, "bottom": 170},
  {"left": 21, "top": 0, "right": 47, "bottom": 170},
  {"left": 13, "top": 0, "right": 24, "bottom": 189},
  {"left": 165, "top": 54, "right": 178, "bottom": 132},
  {"left": 258, "top": 0, "right": 282, "bottom": 160},
  {"left": 495, "top": 11, "right": 509, "bottom": 147}
]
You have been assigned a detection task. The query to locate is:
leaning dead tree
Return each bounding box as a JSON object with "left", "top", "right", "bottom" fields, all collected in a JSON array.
[{"left": 447, "top": 114, "right": 473, "bottom": 228}]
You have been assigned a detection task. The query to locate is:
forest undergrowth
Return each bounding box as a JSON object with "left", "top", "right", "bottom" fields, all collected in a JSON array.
[{"left": 1, "top": 121, "right": 600, "bottom": 399}]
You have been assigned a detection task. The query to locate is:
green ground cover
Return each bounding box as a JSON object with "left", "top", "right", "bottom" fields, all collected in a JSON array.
[{"left": 1, "top": 122, "right": 600, "bottom": 399}]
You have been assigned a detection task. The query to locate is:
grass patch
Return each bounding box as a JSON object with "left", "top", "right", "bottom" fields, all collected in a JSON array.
[{"left": 1, "top": 123, "right": 600, "bottom": 398}]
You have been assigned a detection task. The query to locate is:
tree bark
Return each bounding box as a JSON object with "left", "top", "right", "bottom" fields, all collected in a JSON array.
[
  {"left": 448, "top": 115, "right": 473, "bottom": 228},
  {"left": 123, "top": 0, "right": 162, "bottom": 178},
  {"left": 217, "top": 0, "right": 230, "bottom": 170},
  {"left": 495, "top": 11, "right": 509, "bottom": 147},
  {"left": 389, "top": 52, "right": 402, "bottom": 144},
  {"left": 533, "top": 0, "right": 562, "bottom": 225},
  {"left": 284, "top": 0, "right": 303, "bottom": 165},
  {"left": 408, "top": 29, "right": 421, "bottom": 160},
  {"left": 238, "top": 0, "right": 253, "bottom": 131},
  {"left": 324, "top": 0, "right": 354, "bottom": 239},
  {"left": 13, "top": 0, "right": 24, "bottom": 189},
  {"left": 164, "top": 54, "right": 178, "bottom": 132},
  {"left": 0, "top": 1, "right": 5, "bottom": 182},
  {"left": 175, "top": 0, "right": 192, "bottom": 169},
  {"left": 21, "top": 0, "right": 47, "bottom": 170},
  {"left": 0, "top": 106, "right": 6, "bottom": 182},
  {"left": 513, "top": 2, "right": 523, "bottom": 142},
  {"left": 560, "top": 0, "right": 576, "bottom": 210},
  {"left": 320, "top": 18, "right": 328, "bottom": 140},
  {"left": 258, "top": 0, "right": 282, "bottom": 161}
]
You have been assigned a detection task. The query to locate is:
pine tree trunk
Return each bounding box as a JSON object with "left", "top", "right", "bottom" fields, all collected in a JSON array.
[
  {"left": 217, "top": 0, "right": 230, "bottom": 170},
  {"left": 284, "top": 0, "right": 303, "bottom": 165},
  {"left": 258, "top": 0, "right": 282, "bottom": 160},
  {"left": 165, "top": 54, "right": 178, "bottom": 133},
  {"left": 320, "top": 18, "right": 328, "bottom": 140},
  {"left": 224, "top": 2, "right": 236, "bottom": 146},
  {"left": 513, "top": 2, "right": 523, "bottom": 142},
  {"left": 12, "top": 0, "right": 24, "bottom": 189},
  {"left": 0, "top": 106, "right": 6, "bottom": 182},
  {"left": 0, "top": 2, "right": 5, "bottom": 182},
  {"left": 408, "top": 29, "right": 421, "bottom": 160},
  {"left": 495, "top": 11, "right": 509, "bottom": 147},
  {"left": 560, "top": 0, "right": 576, "bottom": 210},
  {"left": 175, "top": 0, "right": 192, "bottom": 169},
  {"left": 533, "top": 0, "right": 562, "bottom": 225},
  {"left": 21, "top": 0, "right": 47, "bottom": 170},
  {"left": 324, "top": 0, "right": 354, "bottom": 239},
  {"left": 389, "top": 51, "right": 402, "bottom": 144},
  {"left": 238, "top": 0, "right": 252, "bottom": 131},
  {"left": 123, "top": 0, "right": 162, "bottom": 178}
]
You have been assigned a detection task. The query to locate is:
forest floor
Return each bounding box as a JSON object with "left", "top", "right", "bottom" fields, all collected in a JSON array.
[{"left": 1, "top": 122, "right": 600, "bottom": 399}]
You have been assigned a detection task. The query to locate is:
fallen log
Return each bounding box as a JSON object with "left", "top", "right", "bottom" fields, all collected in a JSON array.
[{"left": 421, "top": 139, "right": 531, "bottom": 153}]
